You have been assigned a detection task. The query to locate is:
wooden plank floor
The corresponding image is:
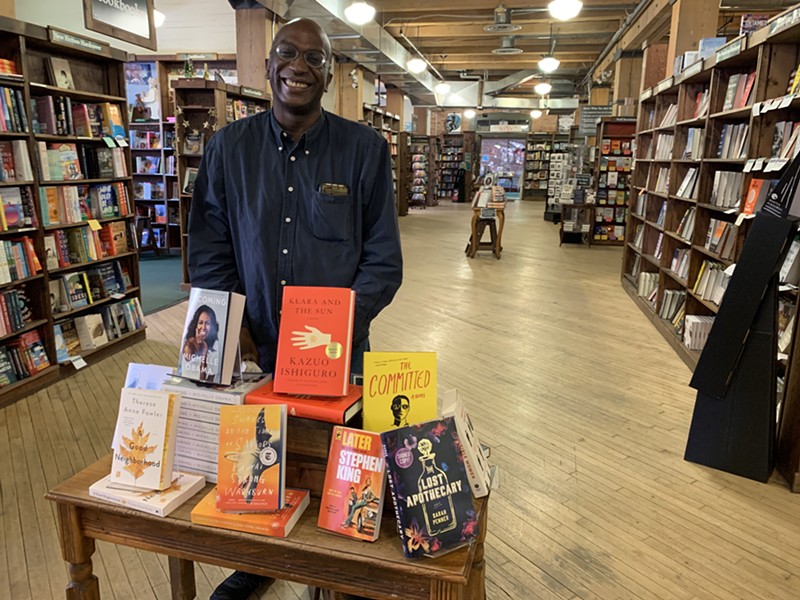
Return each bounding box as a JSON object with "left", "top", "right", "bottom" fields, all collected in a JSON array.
[{"left": 3, "top": 200, "right": 800, "bottom": 600}]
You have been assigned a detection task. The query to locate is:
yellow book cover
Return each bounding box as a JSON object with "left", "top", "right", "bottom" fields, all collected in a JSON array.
[{"left": 362, "top": 352, "right": 437, "bottom": 433}]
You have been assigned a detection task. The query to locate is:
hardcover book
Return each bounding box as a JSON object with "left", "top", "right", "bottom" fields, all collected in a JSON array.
[
  {"left": 89, "top": 472, "right": 205, "bottom": 517},
  {"left": 362, "top": 352, "right": 437, "bottom": 433},
  {"left": 273, "top": 286, "right": 355, "bottom": 397},
  {"left": 163, "top": 372, "right": 272, "bottom": 405},
  {"left": 191, "top": 487, "right": 309, "bottom": 537},
  {"left": 380, "top": 417, "right": 479, "bottom": 559},
  {"left": 176, "top": 287, "right": 246, "bottom": 386},
  {"left": 246, "top": 381, "right": 363, "bottom": 424},
  {"left": 441, "top": 389, "right": 493, "bottom": 498},
  {"left": 216, "top": 404, "right": 287, "bottom": 512},
  {"left": 318, "top": 426, "right": 386, "bottom": 541},
  {"left": 111, "top": 388, "right": 182, "bottom": 491}
]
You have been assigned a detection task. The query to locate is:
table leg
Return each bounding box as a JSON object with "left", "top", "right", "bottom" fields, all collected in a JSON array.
[
  {"left": 56, "top": 503, "right": 100, "bottom": 600},
  {"left": 430, "top": 580, "right": 464, "bottom": 600},
  {"left": 168, "top": 556, "right": 196, "bottom": 600},
  {"left": 465, "top": 499, "right": 489, "bottom": 600}
]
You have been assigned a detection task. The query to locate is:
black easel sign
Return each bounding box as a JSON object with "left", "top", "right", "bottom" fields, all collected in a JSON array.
[{"left": 83, "top": 0, "right": 157, "bottom": 51}]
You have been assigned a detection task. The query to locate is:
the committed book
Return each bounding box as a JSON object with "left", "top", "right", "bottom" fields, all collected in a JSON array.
[
  {"left": 89, "top": 472, "right": 205, "bottom": 517},
  {"left": 380, "top": 417, "right": 479, "bottom": 559},
  {"left": 111, "top": 388, "right": 182, "bottom": 491},
  {"left": 176, "top": 287, "right": 245, "bottom": 386},
  {"left": 191, "top": 487, "right": 309, "bottom": 537},
  {"left": 273, "top": 286, "right": 355, "bottom": 397},
  {"left": 363, "top": 352, "right": 437, "bottom": 433},
  {"left": 246, "top": 381, "right": 362, "bottom": 424},
  {"left": 217, "top": 405, "right": 287, "bottom": 512},
  {"left": 318, "top": 426, "right": 386, "bottom": 541}
]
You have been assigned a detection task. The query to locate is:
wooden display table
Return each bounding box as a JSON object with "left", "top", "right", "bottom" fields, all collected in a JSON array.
[
  {"left": 46, "top": 454, "right": 488, "bottom": 600},
  {"left": 467, "top": 208, "right": 505, "bottom": 259}
]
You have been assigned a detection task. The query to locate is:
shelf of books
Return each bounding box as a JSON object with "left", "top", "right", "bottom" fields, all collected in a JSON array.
[
  {"left": 172, "top": 79, "right": 270, "bottom": 285},
  {"left": 622, "top": 10, "right": 800, "bottom": 370},
  {"left": 396, "top": 131, "right": 410, "bottom": 216},
  {"left": 409, "top": 135, "right": 434, "bottom": 208},
  {"left": 593, "top": 118, "right": 635, "bottom": 245},
  {"left": 523, "top": 133, "right": 552, "bottom": 199},
  {"left": 435, "top": 134, "right": 464, "bottom": 201},
  {"left": 0, "top": 18, "right": 145, "bottom": 406},
  {"left": 361, "top": 104, "right": 404, "bottom": 203},
  {"left": 547, "top": 134, "right": 573, "bottom": 207}
]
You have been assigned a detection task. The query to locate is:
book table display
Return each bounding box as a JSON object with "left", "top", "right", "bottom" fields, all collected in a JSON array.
[{"left": 47, "top": 428, "right": 489, "bottom": 600}]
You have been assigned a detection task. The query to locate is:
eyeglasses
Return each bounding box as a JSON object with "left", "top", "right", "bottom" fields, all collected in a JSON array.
[{"left": 273, "top": 44, "right": 328, "bottom": 69}]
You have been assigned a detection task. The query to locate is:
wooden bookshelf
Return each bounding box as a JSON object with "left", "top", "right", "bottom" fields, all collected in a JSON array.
[
  {"left": 0, "top": 17, "right": 146, "bottom": 407},
  {"left": 593, "top": 118, "right": 635, "bottom": 245},
  {"left": 409, "top": 135, "right": 435, "bottom": 208},
  {"left": 522, "top": 132, "right": 552, "bottom": 199},
  {"left": 435, "top": 133, "right": 474, "bottom": 202},
  {"left": 361, "top": 103, "right": 407, "bottom": 211}
]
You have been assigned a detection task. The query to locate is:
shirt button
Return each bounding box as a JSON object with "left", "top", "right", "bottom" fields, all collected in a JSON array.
[
  {"left": 288, "top": 186, "right": 294, "bottom": 192},
  {"left": 280, "top": 280, "right": 286, "bottom": 285},
  {"left": 305, "top": 150, "right": 310, "bottom": 155},
  {"left": 282, "top": 132, "right": 287, "bottom": 137},
  {"left": 285, "top": 217, "right": 291, "bottom": 223},
  {"left": 290, "top": 156, "right": 296, "bottom": 162},
  {"left": 278, "top": 146, "right": 283, "bottom": 151},
  {"left": 282, "top": 249, "right": 288, "bottom": 254}
]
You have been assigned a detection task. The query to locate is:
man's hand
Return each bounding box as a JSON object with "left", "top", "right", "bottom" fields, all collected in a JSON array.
[
  {"left": 240, "top": 327, "right": 260, "bottom": 363},
  {"left": 291, "top": 326, "right": 332, "bottom": 350}
]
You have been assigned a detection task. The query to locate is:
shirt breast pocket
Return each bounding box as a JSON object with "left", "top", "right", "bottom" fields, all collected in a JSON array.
[{"left": 311, "top": 192, "right": 353, "bottom": 241}]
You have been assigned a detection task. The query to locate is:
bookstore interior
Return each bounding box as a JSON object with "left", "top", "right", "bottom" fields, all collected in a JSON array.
[{"left": 6, "top": 0, "right": 800, "bottom": 599}]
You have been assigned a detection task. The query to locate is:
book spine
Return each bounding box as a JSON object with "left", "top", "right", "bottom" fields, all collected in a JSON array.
[
  {"left": 88, "top": 487, "right": 165, "bottom": 517},
  {"left": 381, "top": 439, "right": 412, "bottom": 558},
  {"left": 162, "top": 383, "right": 243, "bottom": 405}
]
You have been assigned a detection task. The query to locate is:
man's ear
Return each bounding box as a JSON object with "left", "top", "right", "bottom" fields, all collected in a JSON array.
[{"left": 325, "top": 71, "right": 333, "bottom": 92}]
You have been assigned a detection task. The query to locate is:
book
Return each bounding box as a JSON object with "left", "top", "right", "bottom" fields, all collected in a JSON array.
[
  {"left": 163, "top": 372, "right": 272, "bottom": 405},
  {"left": 89, "top": 472, "right": 206, "bottom": 517},
  {"left": 362, "top": 351, "right": 437, "bottom": 433},
  {"left": 191, "top": 487, "right": 309, "bottom": 537},
  {"left": 380, "top": 417, "right": 478, "bottom": 559},
  {"left": 273, "top": 286, "right": 356, "bottom": 397},
  {"left": 111, "top": 388, "right": 182, "bottom": 491},
  {"left": 177, "top": 287, "right": 246, "bottom": 386},
  {"left": 318, "top": 426, "right": 386, "bottom": 541},
  {"left": 47, "top": 57, "right": 74, "bottom": 90},
  {"left": 124, "top": 362, "right": 174, "bottom": 390},
  {"left": 216, "top": 404, "right": 287, "bottom": 512},
  {"left": 183, "top": 133, "right": 204, "bottom": 155},
  {"left": 246, "top": 381, "right": 363, "bottom": 424},
  {"left": 441, "top": 389, "right": 493, "bottom": 498},
  {"left": 182, "top": 167, "right": 198, "bottom": 194}
]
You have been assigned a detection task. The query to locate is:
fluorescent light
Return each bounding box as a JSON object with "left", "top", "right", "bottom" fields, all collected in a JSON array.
[
  {"left": 534, "top": 82, "right": 552, "bottom": 95},
  {"left": 435, "top": 81, "right": 451, "bottom": 95},
  {"left": 538, "top": 56, "right": 560, "bottom": 73},
  {"left": 406, "top": 57, "right": 427, "bottom": 74},
  {"left": 464, "top": 109, "right": 476, "bottom": 119},
  {"left": 344, "top": 2, "right": 376, "bottom": 26},
  {"left": 548, "top": 0, "right": 583, "bottom": 21},
  {"left": 530, "top": 109, "right": 543, "bottom": 119},
  {"left": 153, "top": 9, "right": 166, "bottom": 28}
]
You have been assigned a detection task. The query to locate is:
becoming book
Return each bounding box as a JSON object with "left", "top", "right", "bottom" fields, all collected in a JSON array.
[
  {"left": 273, "top": 286, "right": 355, "bottom": 397},
  {"left": 246, "top": 381, "right": 363, "bottom": 424},
  {"left": 89, "top": 472, "right": 205, "bottom": 517},
  {"left": 217, "top": 405, "right": 287, "bottom": 512},
  {"left": 177, "top": 287, "right": 246, "bottom": 386},
  {"left": 318, "top": 426, "right": 386, "bottom": 541},
  {"left": 111, "top": 388, "right": 182, "bottom": 491},
  {"left": 363, "top": 352, "right": 437, "bottom": 433}
]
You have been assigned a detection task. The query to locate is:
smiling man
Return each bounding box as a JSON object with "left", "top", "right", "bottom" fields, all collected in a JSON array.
[{"left": 187, "top": 17, "right": 403, "bottom": 600}]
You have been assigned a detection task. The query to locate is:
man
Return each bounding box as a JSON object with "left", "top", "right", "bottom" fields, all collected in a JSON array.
[
  {"left": 187, "top": 17, "right": 403, "bottom": 600},
  {"left": 342, "top": 477, "right": 375, "bottom": 528}
]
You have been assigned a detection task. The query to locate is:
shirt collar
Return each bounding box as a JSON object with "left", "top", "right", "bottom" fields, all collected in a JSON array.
[{"left": 268, "top": 109, "right": 327, "bottom": 151}]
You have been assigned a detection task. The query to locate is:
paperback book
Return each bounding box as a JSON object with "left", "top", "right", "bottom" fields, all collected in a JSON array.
[
  {"left": 441, "top": 389, "right": 493, "bottom": 498},
  {"left": 89, "top": 472, "right": 206, "bottom": 517}
]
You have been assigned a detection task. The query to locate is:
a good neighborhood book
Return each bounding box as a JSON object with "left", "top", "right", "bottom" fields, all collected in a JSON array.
[
  {"left": 380, "top": 417, "right": 479, "bottom": 559},
  {"left": 89, "top": 472, "right": 206, "bottom": 517},
  {"left": 318, "top": 426, "right": 386, "bottom": 541},
  {"left": 216, "top": 405, "right": 287, "bottom": 512},
  {"left": 363, "top": 352, "right": 437, "bottom": 433},
  {"left": 191, "top": 487, "right": 309, "bottom": 537},
  {"left": 273, "top": 286, "right": 355, "bottom": 397},
  {"left": 246, "top": 381, "right": 363, "bottom": 424},
  {"left": 440, "top": 389, "right": 493, "bottom": 498},
  {"left": 176, "top": 287, "right": 245, "bottom": 386},
  {"left": 111, "top": 388, "right": 182, "bottom": 491}
]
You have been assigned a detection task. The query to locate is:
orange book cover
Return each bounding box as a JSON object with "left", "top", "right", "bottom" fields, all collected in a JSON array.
[
  {"left": 273, "top": 286, "right": 355, "bottom": 397},
  {"left": 318, "top": 426, "right": 386, "bottom": 541},
  {"left": 216, "top": 405, "right": 287, "bottom": 512},
  {"left": 742, "top": 179, "right": 764, "bottom": 215},
  {"left": 191, "top": 487, "right": 310, "bottom": 537},
  {"left": 246, "top": 381, "right": 363, "bottom": 424}
]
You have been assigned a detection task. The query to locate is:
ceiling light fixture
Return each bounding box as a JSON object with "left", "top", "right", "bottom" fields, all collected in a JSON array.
[
  {"left": 153, "top": 9, "right": 166, "bottom": 28},
  {"left": 406, "top": 57, "right": 427, "bottom": 74},
  {"left": 548, "top": 0, "right": 583, "bottom": 21},
  {"left": 464, "top": 109, "right": 477, "bottom": 119},
  {"left": 534, "top": 82, "right": 552, "bottom": 95},
  {"left": 344, "top": 2, "right": 376, "bottom": 26},
  {"left": 539, "top": 56, "right": 560, "bottom": 73},
  {"left": 530, "top": 109, "right": 543, "bottom": 119},
  {"left": 435, "top": 81, "right": 451, "bottom": 95}
]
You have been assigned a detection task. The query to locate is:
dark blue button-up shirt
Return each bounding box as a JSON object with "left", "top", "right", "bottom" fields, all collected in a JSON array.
[{"left": 187, "top": 110, "right": 403, "bottom": 371}]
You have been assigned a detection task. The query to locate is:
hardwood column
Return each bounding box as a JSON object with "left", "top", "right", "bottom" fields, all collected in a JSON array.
[
  {"left": 613, "top": 53, "right": 643, "bottom": 116},
  {"left": 0, "top": 0, "right": 14, "bottom": 18},
  {"left": 666, "top": 0, "right": 720, "bottom": 77},
  {"left": 590, "top": 87, "right": 611, "bottom": 106},
  {"left": 641, "top": 41, "right": 669, "bottom": 93},
  {"left": 234, "top": 7, "right": 274, "bottom": 94}
]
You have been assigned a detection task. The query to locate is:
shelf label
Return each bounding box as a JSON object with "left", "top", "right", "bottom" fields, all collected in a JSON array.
[
  {"left": 779, "top": 94, "right": 795, "bottom": 109},
  {"left": 769, "top": 7, "right": 800, "bottom": 35},
  {"left": 68, "top": 356, "right": 88, "bottom": 370},
  {"left": 754, "top": 157, "right": 766, "bottom": 171},
  {"left": 102, "top": 136, "right": 116, "bottom": 148},
  {"left": 48, "top": 28, "right": 105, "bottom": 53},
  {"left": 640, "top": 88, "right": 653, "bottom": 101},
  {"left": 655, "top": 77, "right": 674, "bottom": 94},
  {"left": 178, "top": 52, "right": 218, "bottom": 60},
  {"left": 240, "top": 86, "right": 264, "bottom": 98},
  {"left": 683, "top": 60, "right": 704, "bottom": 79},
  {"left": 716, "top": 38, "right": 744, "bottom": 63},
  {"left": 111, "top": 292, "right": 126, "bottom": 300},
  {"left": 752, "top": 102, "right": 761, "bottom": 116},
  {"left": 87, "top": 219, "right": 101, "bottom": 231},
  {"left": 766, "top": 158, "right": 789, "bottom": 172},
  {"left": 735, "top": 213, "right": 746, "bottom": 227},
  {"left": 115, "top": 137, "right": 129, "bottom": 147},
  {"left": 744, "top": 159, "right": 755, "bottom": 172}
]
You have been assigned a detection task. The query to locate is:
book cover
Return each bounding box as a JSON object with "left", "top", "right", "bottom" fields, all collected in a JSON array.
[
  {"left": 176, "top": 287, "right": 246, "bottom": 386},
  {"left": 362, "top": 352, "right": 437, "bottom": 433},
  {"left": 318, "top": 426, "right": 386, "bottom": 541},
  {"left": 124, "top": 362, "right": 174, "bottom": 391},
  {"left": 182, "top": 167, "right": 198, "bottom": 194},
  {"left": 111, "top": 388, "right": 182, "bottom": 491},
  {"left": 246, "top": 381, "right": 363, "bottom": 424},
  {"left": 59, "top": 320, "right": 81, "bottom": 359},
  {"left": 191, "top": 487, "right": 309, "bottom": 537},
  {"left": 380, "top": 417, "right": 479, "bottom": 559},
  {"left": 217, "top": 404, "right": 287, "bottom": 512},
  {"left": 273, "top": 286, "right": 355, "bottom": 397},
  {"left": 89, "top": 472, "right": 206, "bottom": 517},
  {"left": 0, "top": 346, "right": 17, "bottom": 386}
]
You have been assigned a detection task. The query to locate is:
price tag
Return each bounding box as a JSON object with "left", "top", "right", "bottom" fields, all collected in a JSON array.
[
  {"left": 724, "top": 264, "right": 736, "bottom": 276},
  {"left": 69, "top": 356, "right": 87, "bottom": 369},
  {"left": 115, "top": 137, "right": 129, "bottom": 147},
  {"left": 102, "top": 136, "right": 116, "bottom": 148},
  {"left": 754, "top": 157, "right": 766, "bottom": 171},
  {"left": 111, "top": 292, "right": 125, "bottom": 300},
  {"left": 735, "top": 213, "right": 746, "bottom": 226},
  {"left": 779, "top": 94, "right": 795, "bottom": 109},
  {"left": 744, "top": 159, "right": 755, "bottom": 172},
  {"left": 724, "top": 208, "right": 738, "bottom": 214},
  {"left": 752, "top": 102, "right": 761, "bottom": 116},
  {"left": 87, "top": 219, "right": 101, "bottom": 231}
]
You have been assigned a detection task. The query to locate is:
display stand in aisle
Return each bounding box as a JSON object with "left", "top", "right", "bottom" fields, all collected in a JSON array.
[
  {"left": 409, "top": 135, "right": 435, "bottom": 208},
  {"left": 592, "top": 118, "right": 635, "bottom": 244},
  {"left": 466, "top": 174, "right": 506, "bottom": 259},
  {"left": 559, "top": 174, "right": 596, "bottom": 246}
]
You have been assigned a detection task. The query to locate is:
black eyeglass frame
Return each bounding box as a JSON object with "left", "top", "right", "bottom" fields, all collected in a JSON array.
[{"left": 272, "top": 43, "right": 329, "bottom": 69}]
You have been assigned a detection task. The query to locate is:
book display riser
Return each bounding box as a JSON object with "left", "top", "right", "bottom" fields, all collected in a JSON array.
[{"left": 0, "top": 18, "right": 145, "bottom": 408}]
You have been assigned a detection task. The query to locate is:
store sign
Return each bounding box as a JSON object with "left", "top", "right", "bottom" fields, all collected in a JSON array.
[
  {"left": 716, "top": 38, "right": 744, "bottom": 63},
  {"left": 48, "top": 28, "right": 106, "bottom": 53},
  {"left": 240, "top": 86, "right": 264, "bottom": 98},
  {"left": 489, "top": 124, "right": 528, "bottom": 132},
  {"left": 83, "top": 0, "right": 157, "bottom": 51},
  {"left": 578, "top": 105, "right": 612, "bottom": 135}
]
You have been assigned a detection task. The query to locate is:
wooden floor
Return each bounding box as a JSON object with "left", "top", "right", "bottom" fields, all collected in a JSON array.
[{"left": 3, "top": 200, "right": 800, "bottom": 600}]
